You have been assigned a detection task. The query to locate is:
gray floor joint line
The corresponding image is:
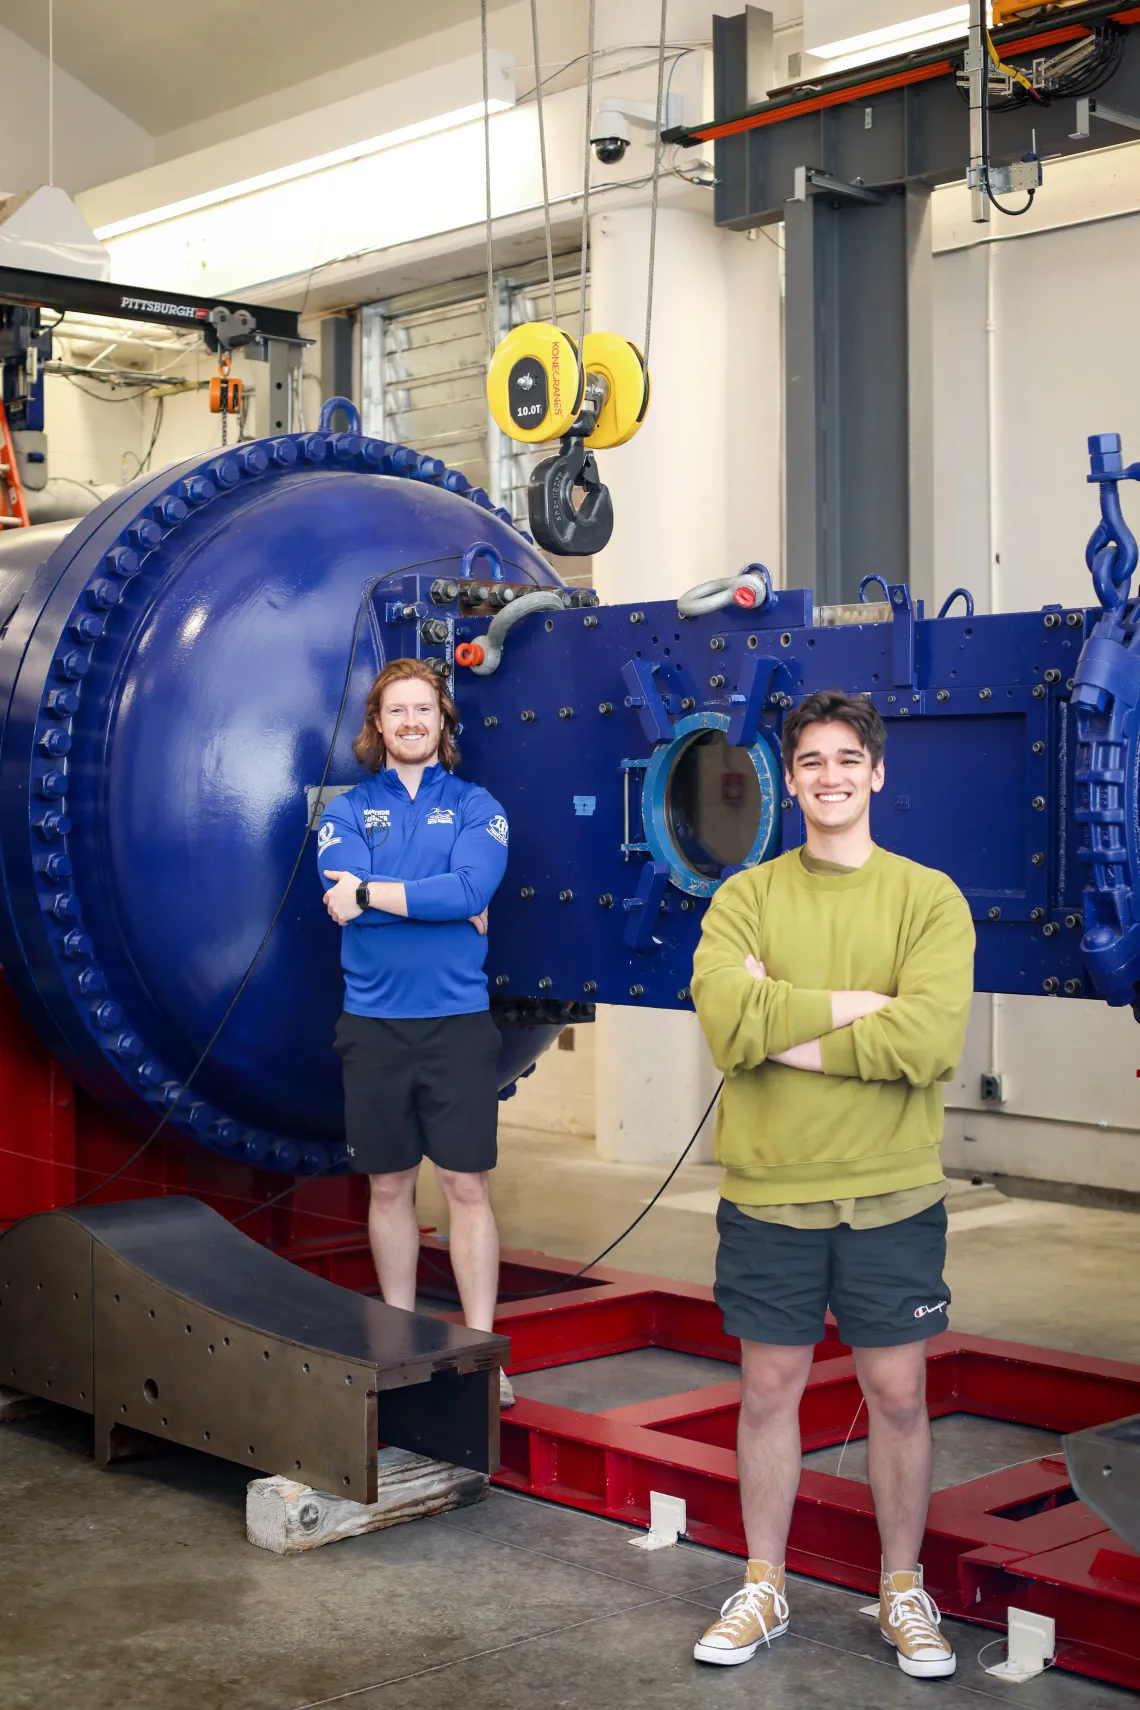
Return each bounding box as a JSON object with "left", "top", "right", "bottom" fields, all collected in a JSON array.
[
  {"left": 440, "top": 1506, "right": 734, "bottom": 1593},
  {"left": 288, "top": 1593, "right": 670, "bottom": 1710}
]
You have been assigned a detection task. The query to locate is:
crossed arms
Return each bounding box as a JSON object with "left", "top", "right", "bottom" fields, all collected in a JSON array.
[{"left": 690, "top": 886, "right": 975, "bottom": 1089}]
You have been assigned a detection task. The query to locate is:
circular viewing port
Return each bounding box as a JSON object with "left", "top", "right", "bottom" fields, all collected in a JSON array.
[
  {"left": 641, "top": 713, "right": 781, "bottom": 897},
  {"left": 666, "top": 730, "right": 765, "bottom": 878}
]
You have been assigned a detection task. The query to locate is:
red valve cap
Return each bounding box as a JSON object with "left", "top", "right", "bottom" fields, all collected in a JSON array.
[{"left": 455, "top": 642, "right": 485, "bottom": 667}]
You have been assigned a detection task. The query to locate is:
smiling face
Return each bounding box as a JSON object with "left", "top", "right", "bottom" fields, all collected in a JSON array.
[
  {"left": 377, "top": 678, "right": 444, "bottom": 768},
  {"left": 785, "top": 718, "right": 885, "bottom": 837}
]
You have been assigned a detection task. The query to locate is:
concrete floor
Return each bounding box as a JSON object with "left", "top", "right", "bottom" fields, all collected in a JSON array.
[{"left": 3, "top": 1124, "right": 1139, "bottom": 1709}]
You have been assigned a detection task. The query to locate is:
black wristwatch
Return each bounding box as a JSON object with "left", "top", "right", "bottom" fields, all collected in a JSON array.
[{"left": 355, "top": 880, "right": 372, "bottom": 911}]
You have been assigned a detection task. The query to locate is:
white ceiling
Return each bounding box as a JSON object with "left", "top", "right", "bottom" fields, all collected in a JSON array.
[{"left": 0, "top": 0, "right": 518, "bottom": 136}]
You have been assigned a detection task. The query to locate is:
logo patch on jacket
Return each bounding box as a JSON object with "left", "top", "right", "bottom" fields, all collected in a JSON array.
[
  {"left": 426, "top": 807, "right": 455, "bottom": 825},
  {"left": 317, "top": 822, "right": 340, "bottom": 852},
  {"left": 363, "top": 807, "right": 390, "bottom": 833},
  {"left": 486, "top": 814, "right": 509, "bottom": 846}
]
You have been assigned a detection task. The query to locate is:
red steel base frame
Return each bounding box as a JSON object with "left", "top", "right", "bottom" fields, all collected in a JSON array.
[
  {"left": 4, "top": 986, "right": 1137, "bottom": 1692},
  {"left": 282, "top": 1234, "right": 1140, "bottom": 1693}
]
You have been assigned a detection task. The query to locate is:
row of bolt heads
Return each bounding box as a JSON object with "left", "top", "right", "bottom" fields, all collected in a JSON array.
[{"left": 492, "top": 972, "right": 691, "bottom": 1003}]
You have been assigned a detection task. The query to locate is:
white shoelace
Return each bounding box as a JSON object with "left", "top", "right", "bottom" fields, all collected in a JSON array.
[
  {"left": 714, "top": 1579, "right": 789, "bottom": 1647},
  {"left": 886, "top": 1586, "right": 947, "bottom": 1653}
]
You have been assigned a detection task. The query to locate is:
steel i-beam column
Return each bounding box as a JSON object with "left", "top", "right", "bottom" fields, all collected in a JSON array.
[{"left": 784, "top": 181, "right": 934, "bottom": 606}]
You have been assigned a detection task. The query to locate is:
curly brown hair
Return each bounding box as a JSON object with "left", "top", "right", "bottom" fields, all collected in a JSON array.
[{"left": 352, "top": 658, "right": 461, "bottom": 773}]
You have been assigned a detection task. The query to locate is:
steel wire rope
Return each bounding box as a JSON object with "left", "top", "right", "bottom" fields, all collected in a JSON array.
[
  {"left": 481, "top": 0, "right": 497, "bottom": 363},
  {"left": 644, "top": 0, "right": 670, "bottom": 367},
  {"left": 0, "top": 552, "right": 477, "bottom": 1231},
  {"left": 577, "top": 0, "right": 597, "bottom": 355},
  {"left": 530, "top": 0, "right": 557, "bottom": 315}
]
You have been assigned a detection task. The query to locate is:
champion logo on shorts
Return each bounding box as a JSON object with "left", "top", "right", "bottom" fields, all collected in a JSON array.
[{"left": 913, "top": 1299, "right": 948, "bottom": 1319}]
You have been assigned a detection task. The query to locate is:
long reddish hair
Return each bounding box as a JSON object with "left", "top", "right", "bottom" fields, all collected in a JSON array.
[{"left": 352, "top": 658, "right": 461, "bottom": 773}]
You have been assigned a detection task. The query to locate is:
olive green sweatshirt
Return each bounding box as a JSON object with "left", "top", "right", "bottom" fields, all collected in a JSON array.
[{"left": 691, "top": 846, "right": 975, "bottom": 1206}]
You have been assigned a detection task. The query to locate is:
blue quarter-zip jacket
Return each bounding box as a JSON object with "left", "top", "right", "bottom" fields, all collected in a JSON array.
[{"left": 317, "top": 765, "right": 509, "bottom": 1019}]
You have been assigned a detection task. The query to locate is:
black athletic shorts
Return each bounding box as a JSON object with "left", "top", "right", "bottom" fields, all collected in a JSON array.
[
  {"left": 714, "top": 1197, "right": 951, "bottom": 1349},
  {"left": 334, "top": 1010, "right": 501, "bottom": 1176}
]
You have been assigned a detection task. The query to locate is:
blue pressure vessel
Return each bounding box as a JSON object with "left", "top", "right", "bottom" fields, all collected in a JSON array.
[{"left": 0, "top": 409, "right": 562, "bottom": 1175}]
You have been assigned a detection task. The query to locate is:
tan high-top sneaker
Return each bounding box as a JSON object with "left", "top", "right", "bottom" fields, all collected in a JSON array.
[
  {"left": 880, "top": 1567, "right": 956, "bottom": 1678},
  {"left": 693, "top": 1559, "right": 789, "bottom": 1666}
]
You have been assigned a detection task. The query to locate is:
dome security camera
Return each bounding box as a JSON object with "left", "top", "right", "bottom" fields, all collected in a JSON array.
[{"left": 591, "top": 108, "right": 631, "bottom": 166}]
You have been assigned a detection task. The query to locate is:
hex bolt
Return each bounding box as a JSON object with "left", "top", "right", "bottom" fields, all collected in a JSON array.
[
  {"left": 629, "top": 984, "right": 644, "bottom": 998},
  {"left": 630, "top": 611, "right": 645, "bottom": 624},
  {"left": 1031, "top": 852, "right": 1045, "bottom": 867},
  {"left": 1066, "top": 676, "right": 1075, "bottom": 690},
  {"left": 1044, "top": 667, "right": 1061, "bottom": 684},
  {"left": 936, "top": 689, "right": 950, "bottom": 702},
  {"left": 1064, "top": 978, "right": 1082, "bottom": 995},
  {"left": 710, "top": 637, "right": 725, "bottom": 651},
  {"left": 887, "top": 694, "right": 896, "bottom": 704},
  {"left": 430, "top": 578, "right": 459, "bottom": 605},
  {"left": 537, "top": 977, "right": 552, "bottom": 992},
  {"left": 1044, "top": 612, "right": 1061, "bottom": 628},
  {"left": 979, "top": 687, "right": 992, "bottom": 700},
  {"left": 1032, "top": 684, "right": 1046, "bottom": 699},
  {"left": 38, "top": 729, "right": 71, "bottom": 757},
  {"left": 1043, "top": 976, "right": 1060, "bottom": 993},
  {"left": 558, "top": 707, "right": 574, "bottom": 719},
  {"left": 677, "top": 987, "right": 692, "bottom": 1002},
  {"left": 709, "top": 674, "right": 725, "bottom": 689},
  {"left": 583, "top": 614, "right": 599, "bottom": 629},
  {"left": 987, "top": 906, "right": 1001, "bottom": 921},
  {"left": 520, "top": 709, "right": 535, "bottom": 722},
  {"left": 1065, "top": 913, "right": 1080, "bottom": 929},
  {"left": 1032, "top": 795, "right": 1045, "bottom": 811},
  {"left": 1031, "top": 907, "right": 1045, "bottom": 921},
  {"left": 598, "top": 702, "right": 613, "bottom": 715},
  {"left": 494, "top": 975, "right": 509, "bottom": 987},
  {"left": 420, "top": 618, "right": 450, "bottom": 645},
  {"left": 558, "top": 889, "right": 573, "bottom": 902},
  {"left": 679, "top": 899, "right": 694, "bottom": 912},
  {"left": 1043, "top": 922, "right": 1060, "bottom": 937},
  {"left": 598, "top": 893, "right": 613, "bottom": 908},
  {"left": 781, "top": 797, "right": 793, "bottom": 811},
  {"left": 519, "top": 886, "right": 535, "bottom": 899},
  {"left": 1066, "top": 612, "right": 1083, "bottom": 627},
  {"left": 1032, "top": 740, "right": 1045, "bottom": 755},
  {"left": 582, "top": 981, "right": 597, "bottom": 995},
  {"left": 484, "top": 716, "right": 498, "bottom": 728},
  {"left": 899, "top": 707, "right": 910, "bottom": 716}
]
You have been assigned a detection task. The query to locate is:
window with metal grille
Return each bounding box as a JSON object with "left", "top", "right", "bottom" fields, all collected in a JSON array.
[{"left": 360, "top": 258, "right": 592, "bottom": 585}]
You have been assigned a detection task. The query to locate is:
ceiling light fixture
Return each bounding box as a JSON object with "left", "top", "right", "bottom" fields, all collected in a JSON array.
[
  {"left": 94, "top": 97, "right": 513, "bottom": 241},
  {"left": 806, "top": 4, "right": 973, "bottom": 62}
]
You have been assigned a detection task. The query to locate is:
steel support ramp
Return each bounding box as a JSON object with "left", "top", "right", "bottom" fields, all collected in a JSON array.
[{"left": 0, "top": 1197, "right": 507, "bottom": 1499}]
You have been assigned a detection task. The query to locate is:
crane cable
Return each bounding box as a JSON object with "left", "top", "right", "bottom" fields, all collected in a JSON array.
[
  {"left": 481, "top": 0, "right": 496, "bottom": 361},
  {"left": 644, "top": 0, "right": 669, "bottom": 368},
  {"left": 530, "top": 0, "right": 557, "bottom": 316},
  {"left": 577, "top": 0, "right": 597, "bottom": 355}
]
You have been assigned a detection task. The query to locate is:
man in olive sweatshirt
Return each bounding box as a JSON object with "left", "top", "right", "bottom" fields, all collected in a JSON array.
[{"left": 690, "top": 689, "right": 974, "bottom": 1680}]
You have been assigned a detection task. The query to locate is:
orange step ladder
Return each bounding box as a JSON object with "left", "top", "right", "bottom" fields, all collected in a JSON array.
[{"left": 0, "top": 399, "right": 29, "bottom": 529}]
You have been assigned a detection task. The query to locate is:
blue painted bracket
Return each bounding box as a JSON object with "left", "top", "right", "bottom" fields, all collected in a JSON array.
[
  {"left": 889, "top": 584, "right": 916, "bottom": 688},
  {"left": 622, "top": 860, "right": 671, "bottom": 950},
  {"left": 727, "top": 655, "right": 785, "bottom": 747},
  {"left": 622, "top": 658, "right": 673, "bottom": 743}
]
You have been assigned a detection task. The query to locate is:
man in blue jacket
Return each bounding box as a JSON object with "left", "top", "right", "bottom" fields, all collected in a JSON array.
[{"left": 318, "top": 656, "right": 515, "bottom": 1406}]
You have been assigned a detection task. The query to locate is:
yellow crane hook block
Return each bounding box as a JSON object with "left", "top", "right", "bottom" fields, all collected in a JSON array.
[
  {"left": 580, "top": 332, "right": 651, "bottom": 451},
  {"left": 486, "top": 322, "right": 584, "bottom": 444}
]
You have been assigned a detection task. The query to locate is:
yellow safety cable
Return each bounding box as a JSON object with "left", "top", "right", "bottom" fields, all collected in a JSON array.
[{"left": 985, "top": 25, "right": 1037, "bottom": 97}]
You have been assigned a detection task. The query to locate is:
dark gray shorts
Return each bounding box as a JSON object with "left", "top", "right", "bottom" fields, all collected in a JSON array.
[{"left": 714, "top": 1198, "right": 951, "bottom": 1349}]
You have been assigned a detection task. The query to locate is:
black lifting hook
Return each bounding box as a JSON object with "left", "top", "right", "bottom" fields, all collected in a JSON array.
[{"left": 527, "top": 432, "right": 614, "bottom": 557}]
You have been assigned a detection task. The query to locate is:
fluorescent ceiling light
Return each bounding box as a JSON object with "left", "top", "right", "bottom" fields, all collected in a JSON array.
[
  {"left": 94, "top": 99, "right": 511, "bottom": 240},
  {"left": 806, "top": 4, "right": 970, "bottom": 60}
]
